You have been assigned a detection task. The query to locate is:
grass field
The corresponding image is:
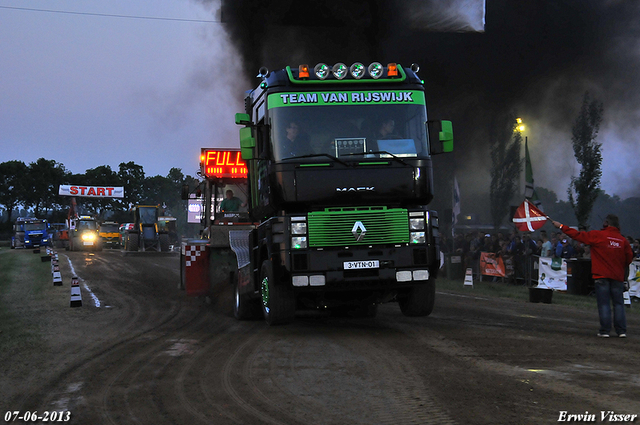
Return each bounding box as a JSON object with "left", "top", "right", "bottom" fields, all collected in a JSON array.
[{"left": 0, "top": 247, "right": 55, "bottom": 355}]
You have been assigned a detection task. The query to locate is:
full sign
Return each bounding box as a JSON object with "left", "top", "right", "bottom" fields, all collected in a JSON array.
[
  {"left": 200, "top": 149, "right": 248, "bottom": 179},
  {"left": 59, "top": 185, "right": 124, "bottom": 198}
]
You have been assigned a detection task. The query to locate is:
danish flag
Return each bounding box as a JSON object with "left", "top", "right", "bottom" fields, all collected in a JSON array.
[{"left": 512, "top": 199, "right": 547, "bottom": 232}]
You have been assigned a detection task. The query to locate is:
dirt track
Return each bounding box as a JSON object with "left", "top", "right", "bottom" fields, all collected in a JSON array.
[{"left": 1, "top": 248, "right": 639, "bottom": 425}]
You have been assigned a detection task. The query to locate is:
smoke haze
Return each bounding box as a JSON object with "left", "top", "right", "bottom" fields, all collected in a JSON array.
[{"left": 217, "top": 0, "right": 640, "bottom": 203}]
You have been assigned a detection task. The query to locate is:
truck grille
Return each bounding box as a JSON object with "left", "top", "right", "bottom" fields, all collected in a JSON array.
[{"left": 307, "top": 207, "right": 409, "bottom": 247}]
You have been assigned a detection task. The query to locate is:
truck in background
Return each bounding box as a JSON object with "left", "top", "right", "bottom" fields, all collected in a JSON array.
[
  {"left": 183, "top": 62, "right": 453, "bottom": 325},
  {"left": 11, "top": 217, "right": 51, "bottom": 248},
  {"left": 98, "top": 221, "right": 121, "bottom": 249}
]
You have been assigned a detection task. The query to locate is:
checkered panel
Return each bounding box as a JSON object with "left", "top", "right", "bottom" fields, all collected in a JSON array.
[{"left": 184, "top": 245, "right": 206, "bottom": 267}]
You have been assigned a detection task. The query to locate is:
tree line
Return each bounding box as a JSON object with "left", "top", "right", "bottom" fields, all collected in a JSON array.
[{"left": 0, "top": 158, "right": 199, "bottom": 234}]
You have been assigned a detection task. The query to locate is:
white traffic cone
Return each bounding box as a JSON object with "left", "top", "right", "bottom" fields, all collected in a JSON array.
[
  {"left": 464, "top": 268, "right": 474, "bottom": 287},
  {"left": 70, "top": 277, "right": 82, "bottom": 307},
  {"left": 52, "top": 263, "right": 63, "bottom": 286}
]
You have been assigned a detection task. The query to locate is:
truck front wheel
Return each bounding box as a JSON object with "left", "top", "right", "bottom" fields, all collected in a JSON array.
[
  {"left": 234, "top": 281, "right": 260, "bottom": 320},
  {"left": 260, "top": 260, "right": 296, "bottom": 325},
  {"left": 398, "top": 279, "right": 435, "bottom": 317}
]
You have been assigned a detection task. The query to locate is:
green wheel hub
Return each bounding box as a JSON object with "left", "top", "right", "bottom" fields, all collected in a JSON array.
[{"left": 261, "top": 276, "right": 270, "bottom": 313}]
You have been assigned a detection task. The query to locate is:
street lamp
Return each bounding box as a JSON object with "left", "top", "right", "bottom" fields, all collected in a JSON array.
[{"left": 516, "top": 117, "right": 526, "bottom": 133}]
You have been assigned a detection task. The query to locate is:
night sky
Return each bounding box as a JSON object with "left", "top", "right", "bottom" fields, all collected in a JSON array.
[{"left": 2, "top": 1, "right": 639, "bottom": 202}]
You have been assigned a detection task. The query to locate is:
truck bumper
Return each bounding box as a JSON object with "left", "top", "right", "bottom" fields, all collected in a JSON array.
[{"left": 286, "top": 244, "right": 437, "bottom": 291}]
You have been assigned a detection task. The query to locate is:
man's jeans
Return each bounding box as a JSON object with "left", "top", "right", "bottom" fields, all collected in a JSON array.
[{"left": 595, "top": 278, "right": 627, "bottom": 335}]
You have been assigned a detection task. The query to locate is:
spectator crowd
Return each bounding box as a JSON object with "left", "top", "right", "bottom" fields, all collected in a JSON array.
[{"left": 440, "top": 228, "right": 640, "bottom": 284}]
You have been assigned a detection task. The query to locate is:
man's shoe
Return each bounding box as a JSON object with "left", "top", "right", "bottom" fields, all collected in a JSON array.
[
  {"left": 618, "top": 334, "right": 627, "bottom": 338},
  {"left": 597, "top": 333, "right": 610, "bottom": 338}
]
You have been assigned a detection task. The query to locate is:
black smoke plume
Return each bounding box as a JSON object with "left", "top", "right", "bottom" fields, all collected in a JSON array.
[{"left": 217, "top": 0, "right": 640, "bottom": 204}]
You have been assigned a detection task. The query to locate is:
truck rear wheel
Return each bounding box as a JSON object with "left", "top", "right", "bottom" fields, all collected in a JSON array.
[
  {"left": 398, "top": 279, "right": 435, "bottom": 317},
  {"left": 260, "top": 260, "right": 296, "bottom": 325}
]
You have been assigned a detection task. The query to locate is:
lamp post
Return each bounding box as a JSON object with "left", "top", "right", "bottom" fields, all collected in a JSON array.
[{"left": 515, "top": 118, "right": 534, "bottom": 286}]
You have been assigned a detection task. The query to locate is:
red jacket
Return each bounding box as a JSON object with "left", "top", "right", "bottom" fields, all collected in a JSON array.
[{"left": 561, "top": 225, "right": 633, "bottom": 282}]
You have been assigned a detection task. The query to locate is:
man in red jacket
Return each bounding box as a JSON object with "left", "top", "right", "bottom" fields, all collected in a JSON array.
[{"left": 552, "top": 214, "right": 633, "bottom": 338}]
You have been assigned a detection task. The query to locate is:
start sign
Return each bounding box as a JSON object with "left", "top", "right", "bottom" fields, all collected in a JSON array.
[
  {"left": 200, "top": 149, "right": 248, "bottom": 179},
  {"left": 59, "top": 185, "right": 124, "bottom": 198}
]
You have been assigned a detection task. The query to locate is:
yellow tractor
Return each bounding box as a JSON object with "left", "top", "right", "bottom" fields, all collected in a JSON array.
[{"left": 124, "top": 205, "right": 170, "bottom": 252}]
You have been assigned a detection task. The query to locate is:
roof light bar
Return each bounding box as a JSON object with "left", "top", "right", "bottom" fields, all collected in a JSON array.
[
  {"left": 332, "top": 63, "right": 348, "bottom": 79},
  {"left": 314, "top": 63, "right": 330, "bottom": 79},
  {"left": 290, "top": 62, "right": 407, "bottom": 82},
  {"left": 313, "top": 63, "right": 331, "bottom": 80},
  {"left": 368, "top": 62, "right": 383, "bottom": 79},
  {"left": 349, "top": 62, "right": 366, "bottom": 79}
]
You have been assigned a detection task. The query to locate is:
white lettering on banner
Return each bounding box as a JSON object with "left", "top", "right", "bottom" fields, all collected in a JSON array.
[
  {"left": 280, "top": 93, "right": 318, "bottom": 104},
  {"left": 321, "top": 93, "right": 348, "bottom": 103},
  {"left": 59, "top": 185, "right": 125, "bottom": 198},
  {"left": 278, "top": 92, "right": 415, "bottom": 105}
]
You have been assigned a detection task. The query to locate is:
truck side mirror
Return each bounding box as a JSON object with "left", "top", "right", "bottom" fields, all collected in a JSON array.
[
  {"left": 427, "top": 120, "right": 454, "bottom": 155},
  {"left": 239, "top": 127, "right": 255, "bottom": 160},
  {"left": 235, "top": 113, "right": 251, "bottom": 125}
]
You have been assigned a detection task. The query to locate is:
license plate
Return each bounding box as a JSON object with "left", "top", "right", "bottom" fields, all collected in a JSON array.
[
  {"left": 344, "top": 260, "right": 379, "bottom": 270},
  {"left": 83, "top": 241, "right": 94, "bottom": 246}
]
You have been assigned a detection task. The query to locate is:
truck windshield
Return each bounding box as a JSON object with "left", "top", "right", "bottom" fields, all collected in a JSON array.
[
  {"left": 100, "top": 224, "right": 119, "bottom": 233},
  {"left": 269, "top": 93, "right": 428, "bottom": 161},
  {"left": 138, "top": 207, "right": 157, "bottom": 225},
  {"left": 24, "top": 222, "right": 46, "bottom": 231},
  {"left": 78, "top": 220, "right": 97, "bottom": 230}
]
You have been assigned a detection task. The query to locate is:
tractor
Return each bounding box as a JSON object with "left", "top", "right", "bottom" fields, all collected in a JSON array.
[{"left": 124, "top": 205, "right": 170, "bottom": 252}]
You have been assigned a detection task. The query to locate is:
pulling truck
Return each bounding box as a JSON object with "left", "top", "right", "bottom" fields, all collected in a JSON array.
[
  {"left": 68, "top": 215, "right": 102, "bottom": 251},
  {"left": 60, "top": 198, "right": 101, "bottom": 251},
  {"left": 180, "top": 149, "right": 253, "bottom": 297},
  {"left": 187, "top": 62, "right": 453, "bottom": 325}
]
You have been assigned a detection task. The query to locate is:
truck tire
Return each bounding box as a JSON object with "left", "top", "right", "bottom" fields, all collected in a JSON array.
[
  {"left": 398, "top": 279, "right": 435, "bottom": 317},
  {"left": 260, "top": 260, "right": 296, "bottom": 325},
  {"left": 234, "top": 281, "right": 260, "bottom": 320},
  {"left": 159, "top": 234, "right": 170, "bottom": 252}
]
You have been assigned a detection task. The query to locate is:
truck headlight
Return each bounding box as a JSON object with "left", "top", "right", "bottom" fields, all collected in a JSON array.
[
  {"left": 82, "top": 233, "right": 96, "bottom": 242},
  {"left": 410, "top": 232, "right": 425, "bottom": 244},
  {"left": 410, "top": 218, "right": 425, "bottom": 230},
  {"left": 291, "top": 237, "right": 307, "bottom": 249},
  {"left": 291, "top": 222, "right": 307, "bottom": 235}
]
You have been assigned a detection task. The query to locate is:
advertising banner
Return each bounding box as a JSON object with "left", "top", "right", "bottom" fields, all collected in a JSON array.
[
  {"left": 479, "top": 252, "right": 506, "bottom": 277},
  {"left": 538, "top": 257, "right": 567, "bottom": 291},
  {"left": 187, "top": 199, "right": 203, "bottom": 224},
  {"left": 628, "top": 260, "right": 640, "bottom": 298},
  {"left": 59, "top": 185, "right": 124, "bottom": 198}
]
